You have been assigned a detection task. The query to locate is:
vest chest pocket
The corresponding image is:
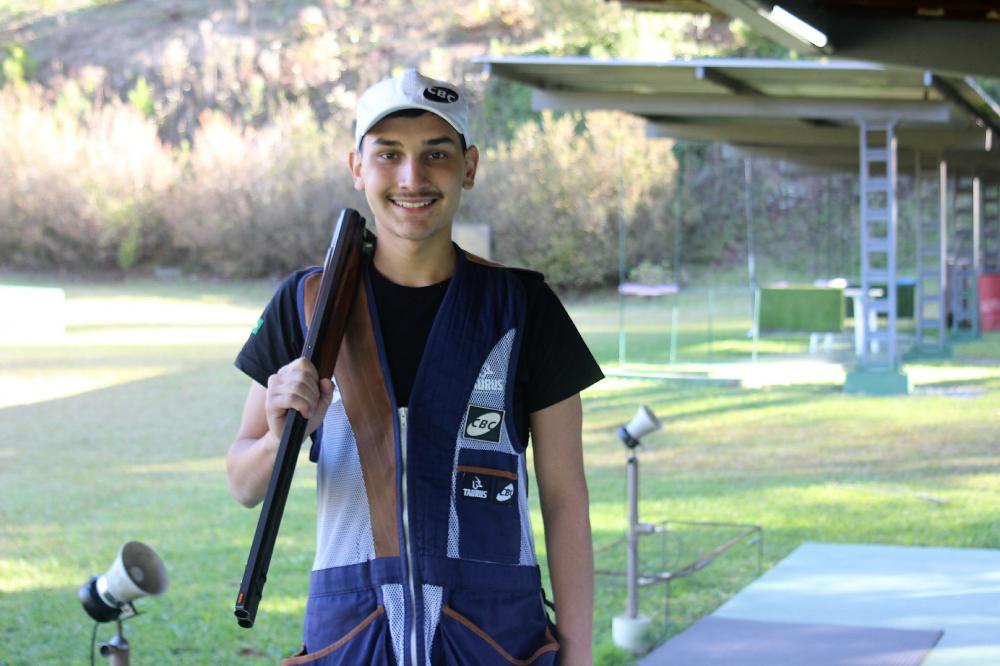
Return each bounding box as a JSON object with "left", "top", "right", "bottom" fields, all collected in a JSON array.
[{"left": 454, "top": 449, "right": 522, "bottom": 564}]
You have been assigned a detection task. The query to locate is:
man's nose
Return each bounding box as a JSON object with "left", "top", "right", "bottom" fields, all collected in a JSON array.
[{"left": 397, "top": 157, "right": 427, "bottom": 188}]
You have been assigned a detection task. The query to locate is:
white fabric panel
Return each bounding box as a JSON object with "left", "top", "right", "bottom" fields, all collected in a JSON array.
[
  {"left": 313, "top": 390, "right": 376, "bottom": 570},
  {"left": 422, "top": 584, "right": 444, "bottom": 666},
  {"left": 382, "top": 583, "right": 405, "bottom": 666},
  {"left": 518, "top": 454, "right": 536, "bottom": 565}
]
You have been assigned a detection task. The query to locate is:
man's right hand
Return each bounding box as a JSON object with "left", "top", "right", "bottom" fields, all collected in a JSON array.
[
  {"left": 265, "top": 357, "right": 335, "bottom": 440},
  {"left": 227, "top": 359, "right": 335, "bottom": 508}
]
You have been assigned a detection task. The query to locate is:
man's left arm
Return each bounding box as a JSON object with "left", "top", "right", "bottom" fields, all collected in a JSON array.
[{"left": 532, "top": 393, "right": 594, "bottom": 666}]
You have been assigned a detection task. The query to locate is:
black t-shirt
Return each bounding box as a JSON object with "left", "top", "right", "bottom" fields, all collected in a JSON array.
[{"left": 235, "top": 261, "right": 604, "bottom": 445}]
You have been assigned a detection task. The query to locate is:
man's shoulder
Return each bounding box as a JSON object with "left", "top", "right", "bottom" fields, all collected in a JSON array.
[
  {"left": 463, "top": 251, "right": 545, "bottom": 287},
  {"left": 263, "top": 266, "right": 322, "bottom": 322},
  {"left": 275, "top": 266, "right": 323, "bottom": 292},
  {"left": 509, "top": 266, "right": 545, "bottom": 284}
]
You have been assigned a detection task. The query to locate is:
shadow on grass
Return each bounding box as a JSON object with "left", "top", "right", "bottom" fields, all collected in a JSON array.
[
  {"left": 583, "top": 381, "right": 837, "bottom": 433},
  {"left": 912, "top": 375, "right": 1000, "bottom": 393}
]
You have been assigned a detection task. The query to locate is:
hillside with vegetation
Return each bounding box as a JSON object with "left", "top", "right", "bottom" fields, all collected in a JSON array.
[{"left": 1, "top": 0, "right": 885, "bottom": 289}]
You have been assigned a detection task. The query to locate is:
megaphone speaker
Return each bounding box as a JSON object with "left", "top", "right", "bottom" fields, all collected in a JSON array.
[
  {"left": 79, "top": 541, "right": 168, "bottom": 622},
  {"left": 625, "top": 404, "right": 662, "bottom": 441},
  {"left": 618, "top": 405, "right": 662, "bottom": 447}
]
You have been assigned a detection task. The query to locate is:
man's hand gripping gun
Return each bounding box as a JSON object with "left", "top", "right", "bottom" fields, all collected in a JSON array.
[{"left": 234, "top": 208, "right": 374, "bottom": 628}]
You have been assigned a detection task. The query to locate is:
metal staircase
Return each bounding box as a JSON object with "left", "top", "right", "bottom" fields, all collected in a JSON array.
[
  {"left": 912, "top": 156, "right": 948, "bottom": 356},
  {"left": 982, "top": 179, "right": 1000, "bottom": 274},
  {"left": 949, "top": 172, "right": 980, "bottom": 338},
  {"left": 857, "top": 121, "right": 898, "bottom": 367}
]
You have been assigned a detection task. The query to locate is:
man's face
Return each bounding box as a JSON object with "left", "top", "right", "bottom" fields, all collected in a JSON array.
[{"left": 349, "top": 112, "right": 478, "bottom": 245}]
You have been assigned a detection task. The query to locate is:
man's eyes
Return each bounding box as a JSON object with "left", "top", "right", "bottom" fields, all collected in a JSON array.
[{"left": 376, "top": 150, "right": 452, "bottom": 161}]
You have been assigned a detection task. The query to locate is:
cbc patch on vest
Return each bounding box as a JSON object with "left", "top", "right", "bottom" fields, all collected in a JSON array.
[{"left": 463, "top": 405, "right": 504, "bottom": 443}]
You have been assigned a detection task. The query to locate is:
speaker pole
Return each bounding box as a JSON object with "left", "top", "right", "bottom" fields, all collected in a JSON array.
[
  {"left": 626, "top": 450, "right": 639, "bottom": 618},
  {"left": 99, "top": 620, "right": 130, "bottom": 666},
  {"left": 611, "top": 405, "right": 660, "bottom": 653}
]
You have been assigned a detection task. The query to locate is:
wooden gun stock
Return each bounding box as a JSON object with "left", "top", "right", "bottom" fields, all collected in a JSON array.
[{"left": 234, "top": 208, "right": 373, "bottom": 628}]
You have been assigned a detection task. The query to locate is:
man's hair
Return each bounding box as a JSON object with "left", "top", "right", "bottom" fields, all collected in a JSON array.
[{"left": 361, "top": 108, "right": 468, "bottom": 153}]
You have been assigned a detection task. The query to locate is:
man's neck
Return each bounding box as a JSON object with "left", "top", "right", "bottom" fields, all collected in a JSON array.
[{"left": 372, "top": 234, "right": 456, "bottom": 287}]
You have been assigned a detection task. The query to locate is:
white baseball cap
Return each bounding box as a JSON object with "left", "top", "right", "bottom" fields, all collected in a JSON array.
[{"left": 354, "top": 69, "right": 470, "bottom": 149}]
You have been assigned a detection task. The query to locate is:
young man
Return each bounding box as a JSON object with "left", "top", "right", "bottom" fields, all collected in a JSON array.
[{"left": 227, "top": 69, "right": 603, "bottom": 666}]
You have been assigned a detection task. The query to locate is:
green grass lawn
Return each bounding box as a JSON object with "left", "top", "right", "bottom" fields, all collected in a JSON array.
[{"left": 1, "top": 276, "right": 999, "bottom": 665}]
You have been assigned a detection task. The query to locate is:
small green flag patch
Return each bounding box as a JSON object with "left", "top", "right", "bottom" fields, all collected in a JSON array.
[{"left": 251, "top": 317, "right": 264, "bottom": 335}]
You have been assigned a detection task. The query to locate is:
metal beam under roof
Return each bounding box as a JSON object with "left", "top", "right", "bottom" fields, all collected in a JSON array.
[
  {"left": 478, "top": 55, "right": 1000, "bottom": 172},
  {"left": 533, "top": 89, "right": 952, "bottom": 122},
  {"left": 615, "top": 1, "right": 1000, "bottom": 78}
]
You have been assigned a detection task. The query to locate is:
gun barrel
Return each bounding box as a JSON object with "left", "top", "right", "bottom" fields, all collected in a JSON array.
[{"left": 234, "top": 208, "right": 369, "bottom": 628}]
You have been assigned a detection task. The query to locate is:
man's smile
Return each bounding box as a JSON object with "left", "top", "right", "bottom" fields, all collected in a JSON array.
[{"left": 389, "top": 196, "right": 439, "bottom": 210}]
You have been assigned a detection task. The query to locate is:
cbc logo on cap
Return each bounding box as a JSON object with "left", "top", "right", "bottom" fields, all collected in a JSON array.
[{"left": 423, "top": 86, "right": 459, "bottom": 104}]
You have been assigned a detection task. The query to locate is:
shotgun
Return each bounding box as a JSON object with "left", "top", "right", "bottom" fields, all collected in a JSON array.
[{"left": 235, "top": 208, "right": 373, "bottom": 628}]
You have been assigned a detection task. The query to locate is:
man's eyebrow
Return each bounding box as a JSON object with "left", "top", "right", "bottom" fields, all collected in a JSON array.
[
  {"left": 369, "top": 136, "right": 457, "bottom": 148},
  {"left": 425, "top": 136, "right": 458, "bottom": 147}
]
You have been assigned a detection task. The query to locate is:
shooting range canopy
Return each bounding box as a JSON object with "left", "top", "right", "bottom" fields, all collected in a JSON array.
[
  {"left": 615, "top": 0, "right": 1000, "bottom": 79},
  {"left": 479, "top": 56, "right": 1000, "bottom": 173}
]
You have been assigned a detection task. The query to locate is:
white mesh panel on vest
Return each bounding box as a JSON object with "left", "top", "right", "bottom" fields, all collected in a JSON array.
[
  {"left": 422, "top": 584, "right": 443, "bottom": 666},
  {"left": 447, "top": 329, "right": 536, "bottom": 565},
  {"left": 517, "top": 453, "right": 536, "bottom": 563},
  {"left": 382, "top": 583, "right": 405, "bottom": 666},
  {"left": 313, "top": 391, "right": 376, "bottom": 570}
]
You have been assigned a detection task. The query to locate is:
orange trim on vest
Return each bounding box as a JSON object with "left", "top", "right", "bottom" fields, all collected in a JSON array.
[
  {"left": 336, "top": 281, "right": 400, "bottom": 558},
  {"left": 281, "top": 606, "right": 385, "bottom": 665},
  {"left": 456, "top": 465, "right": 518, "bottom": 481},
  {"left": 441, "top": 605, "right": 559, "bottom": 665}
]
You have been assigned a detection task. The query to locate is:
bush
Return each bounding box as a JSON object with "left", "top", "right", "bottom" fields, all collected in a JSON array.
[
  {"left": 0, "top": 84, "right": 176, "bottom": 271},
  {"left": 0, "top": 42, "right": 37, "bottom": 87},
  {"left": 0, "top": 77, "right": 862, "bottom": 285},
  {"left": 464, "top": 111, "right": 676, "bottom": 291},
  {"left": 0, "top": 84, "right": 368, "bottom": 276},
  {"left": 161, "top": 103, "right": 364, "bottom": 277}
]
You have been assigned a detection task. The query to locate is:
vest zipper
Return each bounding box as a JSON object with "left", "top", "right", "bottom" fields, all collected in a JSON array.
[{"left": 399, "top": 407, "right": 419, "bottom": 666}]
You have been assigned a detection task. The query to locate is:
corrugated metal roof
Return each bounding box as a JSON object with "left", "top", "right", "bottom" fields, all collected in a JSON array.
[
  {"left": 478, "top": 55, "right": 1000, "bottom": 171},
  {"left": 482, "top": 56, "right": 994, "bottom": 115}
]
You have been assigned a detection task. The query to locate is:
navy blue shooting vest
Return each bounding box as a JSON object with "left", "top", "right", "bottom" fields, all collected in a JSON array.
[{"left": 282, "top": 248, "right": 559, "bottom": 666}]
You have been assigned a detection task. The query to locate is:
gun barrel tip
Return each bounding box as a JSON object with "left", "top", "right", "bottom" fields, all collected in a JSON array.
[{"left": 235, "top": 607, "right": 254, "bottom": 628}]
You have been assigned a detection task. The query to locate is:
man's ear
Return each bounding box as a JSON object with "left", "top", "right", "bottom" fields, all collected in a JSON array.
[
  {"left": 348, "top": 148, "right": 364, "bottom": 191},
  {"left": 463, "top": 145, "right": 480, "bottom": 190}
]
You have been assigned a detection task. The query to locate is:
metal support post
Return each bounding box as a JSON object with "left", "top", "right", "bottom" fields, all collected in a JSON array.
[
  {"left": 982, "top": 179, "right": 1000, "bottom": 273},
  {"left": 941, "top": 159, "right": 951, "bottom": 333},
  {"left": 909, "top": 153, "right": 950, "bottom": 358},
  {"left": 949, "top": 170, "right": 981, "bottom": 337},
  {"left": 612, "top": 448, "right": 654, "bottom": 653},
  {"left": 626, "top": 452, "right": 640, "bottom": 618},
  {"left": 99, "top": 621, "right": 131, "bottom": 666}
]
